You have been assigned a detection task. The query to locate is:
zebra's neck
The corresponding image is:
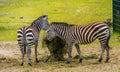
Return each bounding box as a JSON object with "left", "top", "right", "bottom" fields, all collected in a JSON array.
[
  {"left": 54, "top": 26, "right": 69, "bottom": 38},
  {"left": 30, "top": 23, "right": 41, "bottom": 33}
]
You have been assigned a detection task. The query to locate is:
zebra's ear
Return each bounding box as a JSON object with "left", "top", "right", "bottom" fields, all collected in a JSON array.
[{"left": 43, "top": 15, "right": 48, "bottom": 20}]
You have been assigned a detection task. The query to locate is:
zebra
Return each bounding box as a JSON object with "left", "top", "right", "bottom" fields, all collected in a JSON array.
[
  {"left": 46, "top": 22, "right": 111, "bottom": 63},
  {"left": 17, "top": 15, "right": 49, "bottom": 66}
]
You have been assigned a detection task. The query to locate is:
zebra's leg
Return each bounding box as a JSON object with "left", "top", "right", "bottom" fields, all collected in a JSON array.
[
  {"left": 35, "top": 41, "right": 39, "bottom": 63},
  {"left": 105, "top": 34, "right": 110, "bottom": 63},
  {"left": 20, "top": 46, "right": 25, "bottom": 66},
  {"left": 66, "top": 43, "right": 73, "bottom": 64},
  {"left": 105, "top": 43, "right": 110, "bottom": 63},
  {"left": 27, "top": 46, "right": 32, "bottom": 66},
  {"left": 75, "top": 44, "right": 83, "bottom": 63},
  {"left": 99, "top": 43, "right": 105, "bottom": 62}
]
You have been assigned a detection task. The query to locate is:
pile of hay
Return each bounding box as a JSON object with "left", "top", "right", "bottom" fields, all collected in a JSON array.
[{"left": 42, "top": 36, "right": 67, "bottom": 62}]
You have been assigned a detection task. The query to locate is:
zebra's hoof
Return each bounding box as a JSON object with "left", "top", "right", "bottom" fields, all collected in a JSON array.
[
  {"left": 66, "top": 61, "right": 70, "bottom": 64},
  {"left": 105, "top": 61, "right": 109, "bottom": 63},
  {"left": 36, "top": 59, "right": 39, "bottom": 63},
  {"left": 20, "top": 63, "right": 23, "bottom": 66},
  {"left": 79, "top": 59, "right": 83, "bottom": 63},
  {"left": 28, "top": 63, "right": 32, "bottom": 66},
  {"left": 98, "top": 58, "right": 102, "bottom": 62},
  {"left": 105, "top": 58, "right": 109, "bottom": 63}
]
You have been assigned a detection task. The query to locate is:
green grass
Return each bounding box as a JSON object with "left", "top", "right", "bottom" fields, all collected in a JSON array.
[{"left": 0, "top": 0, "right": 112, "bottom": 41}]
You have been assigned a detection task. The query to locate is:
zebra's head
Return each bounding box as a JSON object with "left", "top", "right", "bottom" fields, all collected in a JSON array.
[
  {"left": 31, "top": 15, "right": 49, "bottom": 30},
  {"left": 39, "top": 15, "right": 49, "bottom": 30},
  {"left": 46, "top": 27, "right": 56, "bottom": 41}
]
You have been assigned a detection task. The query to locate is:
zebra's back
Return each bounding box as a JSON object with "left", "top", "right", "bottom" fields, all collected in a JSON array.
[{"left": 72, "top": 22, "right": 109, "bottom": 44}]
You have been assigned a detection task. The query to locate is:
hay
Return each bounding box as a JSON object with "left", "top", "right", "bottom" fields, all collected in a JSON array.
[{"left": 42, "top": 36, "right": 67, "bottom": 62}]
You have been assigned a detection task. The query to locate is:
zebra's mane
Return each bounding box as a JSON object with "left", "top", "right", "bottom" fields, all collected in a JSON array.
[
  {"left": 30, "top": 15, "right": 47, "bottom": 26},
  {"left": 51, "top": 22, "right": 74, "bottom": 26},
  {"left": 30, "top": 18, "right": 41, "bottom": 26}
]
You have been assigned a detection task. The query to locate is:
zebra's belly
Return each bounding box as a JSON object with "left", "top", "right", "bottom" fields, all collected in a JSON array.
[{"left": 74, "top": 38, "right": 96, "bottom": 44}]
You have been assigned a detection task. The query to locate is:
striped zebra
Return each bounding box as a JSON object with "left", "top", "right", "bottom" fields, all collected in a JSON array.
[
  {"left": 46, "top": 22, "right": 111, "bottom": 63},
  {"left": 17, "top": 15, "right": 48, "bottom": 66}
]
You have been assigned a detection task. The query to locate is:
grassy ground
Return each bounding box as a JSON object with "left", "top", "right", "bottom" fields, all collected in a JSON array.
[
  {"left": 0, "top": 0, "right": 112, "bottom": 41},
  {"left": 0, "top": 33, "right": 120, "bottom": 72}
]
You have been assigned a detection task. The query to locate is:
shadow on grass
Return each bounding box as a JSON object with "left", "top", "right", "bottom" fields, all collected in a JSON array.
[
  {"left": 35, "top": 55, "right": 100, "bottom": 67},
  {"left": 74, "top": 54, "right": 98, "bottom": 60},
  {"left": 0, "top": 54, "right": 103, "bottom": 71},
  {"left": 0, "top": 56, "right": 19, "bottom": 69}
]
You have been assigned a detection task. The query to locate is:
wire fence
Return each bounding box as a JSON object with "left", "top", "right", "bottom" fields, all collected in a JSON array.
[{"left": 113, "top": 0, "right": 120, "bottom": 33}]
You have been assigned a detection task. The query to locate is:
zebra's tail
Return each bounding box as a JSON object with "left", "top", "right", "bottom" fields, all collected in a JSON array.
[
  {"left": 104, "top": 19, "right": 112, "bottom": 26},
  {"left": 23, "top": 26, "right": 27, "bottom": 53},
  {"left": 106, "top": 26, "right": 112, "bottom": 48},
  {"left": 24, "top": 45, "right": 26, "bottom": 54}
]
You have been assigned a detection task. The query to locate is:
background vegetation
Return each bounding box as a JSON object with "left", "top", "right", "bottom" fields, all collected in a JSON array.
[{"left": 0, "top": 0, "right": 112, "bottom": 41}]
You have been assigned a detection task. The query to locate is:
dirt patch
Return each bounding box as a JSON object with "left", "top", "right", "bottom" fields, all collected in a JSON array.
[
  {"left": 0, "top": 41, "right": 20, "bottom": 58},
  {"left": 0, "top": 48, "right": 19, "bottom": 58},
  {"left": 0, "top": 41, "right": 120, "bottom": 72}
]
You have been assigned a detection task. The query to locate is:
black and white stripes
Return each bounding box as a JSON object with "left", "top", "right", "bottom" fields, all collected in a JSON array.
[
  {"left": 17, "top": 27, "right": 38, "bottom": 46},
  {"left": 46, "top": 22, "right": 111, "bottom": 63},
  {"left": 17, "top": 14, "right": 111, "bottom": 65},
  {"left": 17, "top": 15, "right": 48, "bottom": 66}
]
